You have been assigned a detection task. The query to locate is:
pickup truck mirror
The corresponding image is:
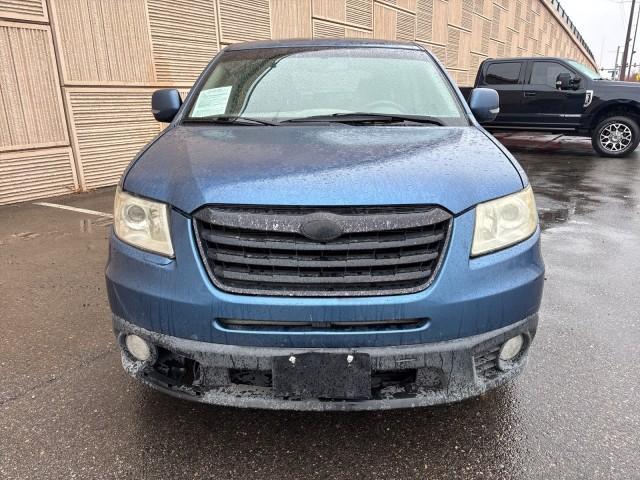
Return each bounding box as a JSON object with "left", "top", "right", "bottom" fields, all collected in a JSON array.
[
  {"left": 556, "top": 73, "right": 572, "bottom": 90},
  {"left": 469, "top": 88, "right": 500, "bottom": 123},
  {"left": 571, "top": 76, "right": 582, "bottom": 90},
  {"left": 556, "top": 73, "right": 580, "bottom": 91},
  {"left": 152, "top": 89, "right": 182, "bottom": 123}
]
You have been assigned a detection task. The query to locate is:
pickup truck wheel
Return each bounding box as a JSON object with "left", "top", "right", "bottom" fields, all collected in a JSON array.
[{"left": 592, "top": 116, "right": 640, "bottom": 157}]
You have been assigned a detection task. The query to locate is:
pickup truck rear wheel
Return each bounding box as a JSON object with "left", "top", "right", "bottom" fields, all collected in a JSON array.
[{"left": 592, "top": 116, "right": 640, "bottom": 157}]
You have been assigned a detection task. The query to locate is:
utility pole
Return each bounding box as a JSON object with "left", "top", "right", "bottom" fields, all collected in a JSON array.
[
  {"left": 621, "top": 0, "right": 637, "bottom": 81},
  {"left": 629, "top": 5, "right": 640, "bottom": 77},
  {"left": 615, "top": 46, "right": 621, "bottom": 80}
]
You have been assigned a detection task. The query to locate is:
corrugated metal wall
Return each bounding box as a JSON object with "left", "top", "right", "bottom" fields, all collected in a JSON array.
[{"left": 0, "top": 0, "right": 598, "bottom": 205}]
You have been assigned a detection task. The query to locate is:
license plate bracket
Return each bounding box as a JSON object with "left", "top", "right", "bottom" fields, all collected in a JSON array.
[{"left": 272, "top": 353, "right": 371, "bottom": 400}]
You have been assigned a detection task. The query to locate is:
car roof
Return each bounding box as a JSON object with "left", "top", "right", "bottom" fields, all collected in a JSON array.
[{"left": 224, "top": 38, "right": 422, "bottom": 51}]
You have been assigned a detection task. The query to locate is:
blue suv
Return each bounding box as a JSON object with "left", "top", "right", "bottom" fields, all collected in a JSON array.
[{"left": 106, "top": 39, "right": 544, "bottom": 410}]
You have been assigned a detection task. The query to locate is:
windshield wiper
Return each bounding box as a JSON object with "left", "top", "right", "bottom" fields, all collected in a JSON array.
[
  {"left": 183, "top": 115, "right": 279, "bottom": 126},
  {"left": 280, "top": 113, "right": 444, "bottom": 126}
]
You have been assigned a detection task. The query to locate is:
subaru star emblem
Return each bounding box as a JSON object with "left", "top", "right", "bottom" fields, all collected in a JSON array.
[{"left": 299, "top": 214, "right": 344, "bottom": 242}]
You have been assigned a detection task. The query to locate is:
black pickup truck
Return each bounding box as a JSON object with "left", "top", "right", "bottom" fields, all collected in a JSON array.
[{"left": 461, "top": 57, "right": 640, "bottom": 157}]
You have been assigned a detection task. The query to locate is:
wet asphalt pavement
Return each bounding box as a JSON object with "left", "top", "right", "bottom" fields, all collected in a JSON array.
[{"left": 1, "top": 134, "right": 639, "bottom": 479}]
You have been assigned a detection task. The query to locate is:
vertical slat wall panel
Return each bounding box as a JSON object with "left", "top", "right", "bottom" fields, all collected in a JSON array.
[
  {"left": 373, "top": 3, "right": 396, "bottom": 40},
  {"left": 0, "top": 22, "right": 68, "bottom": 152},
  {"left": 49, "top": 0, "right": 155, "bottom": 84},
  {"left": 448, "top": 0, "right": 463, "bottom": 29},
  {"left": 271, "top": 0, "right": 312, "bottom": 39},
  {"left": 147, "top": 0, "right": 219, "bottom": 85},
  {"left": 397, "top": 0, "right": 417, "bottom": 11},
  {"left": 431, "top": 0, "right": 449, "bottom": 44},
  {"left": 0, "top": 0, "right": 47, "bottom": 21},
  {"left": 0, "top": 0, "right": 599, "bottom": 204},
  {"left": 65, "top": 89, "right": 162, "bottom": 189},
  {"left": 313, "top": 0, "right": 347, "bottom": 23}
]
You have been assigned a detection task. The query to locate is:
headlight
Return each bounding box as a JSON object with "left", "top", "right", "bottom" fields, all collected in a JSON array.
[
  {"left": 113, "top": 187, "right": 174, "bottom": 257},
  {"left": 471, "top": 185, "right": 538, "bottom": 256}
]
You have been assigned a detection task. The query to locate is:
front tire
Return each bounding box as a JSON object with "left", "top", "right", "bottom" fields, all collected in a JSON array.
[{"left": 591, "top": 116, "right": 640, "bottom": 157}]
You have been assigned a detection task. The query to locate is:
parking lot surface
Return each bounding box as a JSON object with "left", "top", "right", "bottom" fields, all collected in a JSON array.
[{"left": 1, "top": 135, "right": 639, "bottom": 479}]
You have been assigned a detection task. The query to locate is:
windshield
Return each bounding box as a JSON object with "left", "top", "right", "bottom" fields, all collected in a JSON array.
[
  {"left": 567, "top": 60, "right": 601, "bottom": 80},
  {"left": 185, "top": 47, "right": 468, "bottom": 126}
]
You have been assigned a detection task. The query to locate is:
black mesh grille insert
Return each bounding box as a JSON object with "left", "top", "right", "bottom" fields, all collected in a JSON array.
[
  {"left": 193, "top": 205, "right": 452, "bottom": 297},
  {"left": 474, "top": 346, "right": 501, "bottom": 380}
]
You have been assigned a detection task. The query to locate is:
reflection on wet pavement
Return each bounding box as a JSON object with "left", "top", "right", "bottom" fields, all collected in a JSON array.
[{"left": 500, "top": 137, "right": 640, "bottom": 230}]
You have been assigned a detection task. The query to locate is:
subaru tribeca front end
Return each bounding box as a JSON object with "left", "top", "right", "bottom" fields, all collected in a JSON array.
[{"left": 106, "top": 40, "right": 544, "bottom": 411}]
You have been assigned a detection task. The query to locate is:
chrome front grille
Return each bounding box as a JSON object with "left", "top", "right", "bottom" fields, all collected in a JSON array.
[{"left": 193, "top": 205, "right": 452, "bottom": 297}]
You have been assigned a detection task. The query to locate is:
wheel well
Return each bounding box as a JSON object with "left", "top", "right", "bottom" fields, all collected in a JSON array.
[{"left": 591, "top": 104, "right": 640, "bottom": 132}]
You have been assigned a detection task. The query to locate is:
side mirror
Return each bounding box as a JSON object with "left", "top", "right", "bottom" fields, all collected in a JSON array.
[
  {"left": 556, "top": 73, "right": 580, "bottom": 90},
  {"left": 469, "top": 88, "right": 500, "bottom": 123},
  {"left": 571, "top": 76, "right": 582, "bottom": 90},
  {"left": 152, "top": 89, "right": 182, "bottom": 122},
  {"left": 556, "top": 73, "right": 571, "bottom": 90}
]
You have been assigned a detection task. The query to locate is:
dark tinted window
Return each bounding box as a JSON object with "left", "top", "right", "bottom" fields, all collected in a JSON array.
[
  {"left": 530, "top": 62, "right": 573, "bottom": 88},
  {"left": 484, "top": 62, "right": 522, "bottom": 85}
]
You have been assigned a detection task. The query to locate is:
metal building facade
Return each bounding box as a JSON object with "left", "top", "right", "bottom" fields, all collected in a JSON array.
[{"left": 0, "top": 0, "right": 597, "bottom": 205}]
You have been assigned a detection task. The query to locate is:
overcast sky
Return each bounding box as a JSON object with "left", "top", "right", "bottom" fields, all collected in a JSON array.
[{"left": 559, "top": 0, "right": 633, "bottom": 72}]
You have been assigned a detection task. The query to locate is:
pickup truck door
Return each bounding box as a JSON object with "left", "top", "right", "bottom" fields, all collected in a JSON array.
[
  {"left": 479, "top": 60, "right": 526, "bottom": 126},
  {"left": 520, "top": 60, "right": 586, "bottom": 129}
]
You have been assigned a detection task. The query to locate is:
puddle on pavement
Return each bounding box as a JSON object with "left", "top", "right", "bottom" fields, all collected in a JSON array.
[{"left": 513, "top": 151, "right": 640, "bottom": 230}]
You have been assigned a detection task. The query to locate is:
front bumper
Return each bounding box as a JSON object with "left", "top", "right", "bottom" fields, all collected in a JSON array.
[
  {"left": 114, "top": 313, "right": 537, "bottom": 411},
  {"left": 106, "top": 208, "right": 544, "bottom": 349}
]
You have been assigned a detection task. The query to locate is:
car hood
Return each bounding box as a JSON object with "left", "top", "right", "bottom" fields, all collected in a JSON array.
[
  {"left": 124, "top": 125, "right": 523, "bottom": 214},
  {"left": 594, "top": 79, "right": 640, "bottom": 94}
]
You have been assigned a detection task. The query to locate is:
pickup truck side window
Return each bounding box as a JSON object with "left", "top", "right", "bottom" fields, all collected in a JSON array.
[
  {"left": 484, "top": 62, "right": 522, "bottom": 85},
  {"left": 529, "top": 62, "right": 573, "bottom": 88}
]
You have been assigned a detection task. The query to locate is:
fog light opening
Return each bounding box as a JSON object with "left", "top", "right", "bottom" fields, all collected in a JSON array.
[
  {"left": 125, "top": 334, "right": 152, "bottom": 362},
  {"left": 499, "top": 335, "right": 525, "bottom": 363}
]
